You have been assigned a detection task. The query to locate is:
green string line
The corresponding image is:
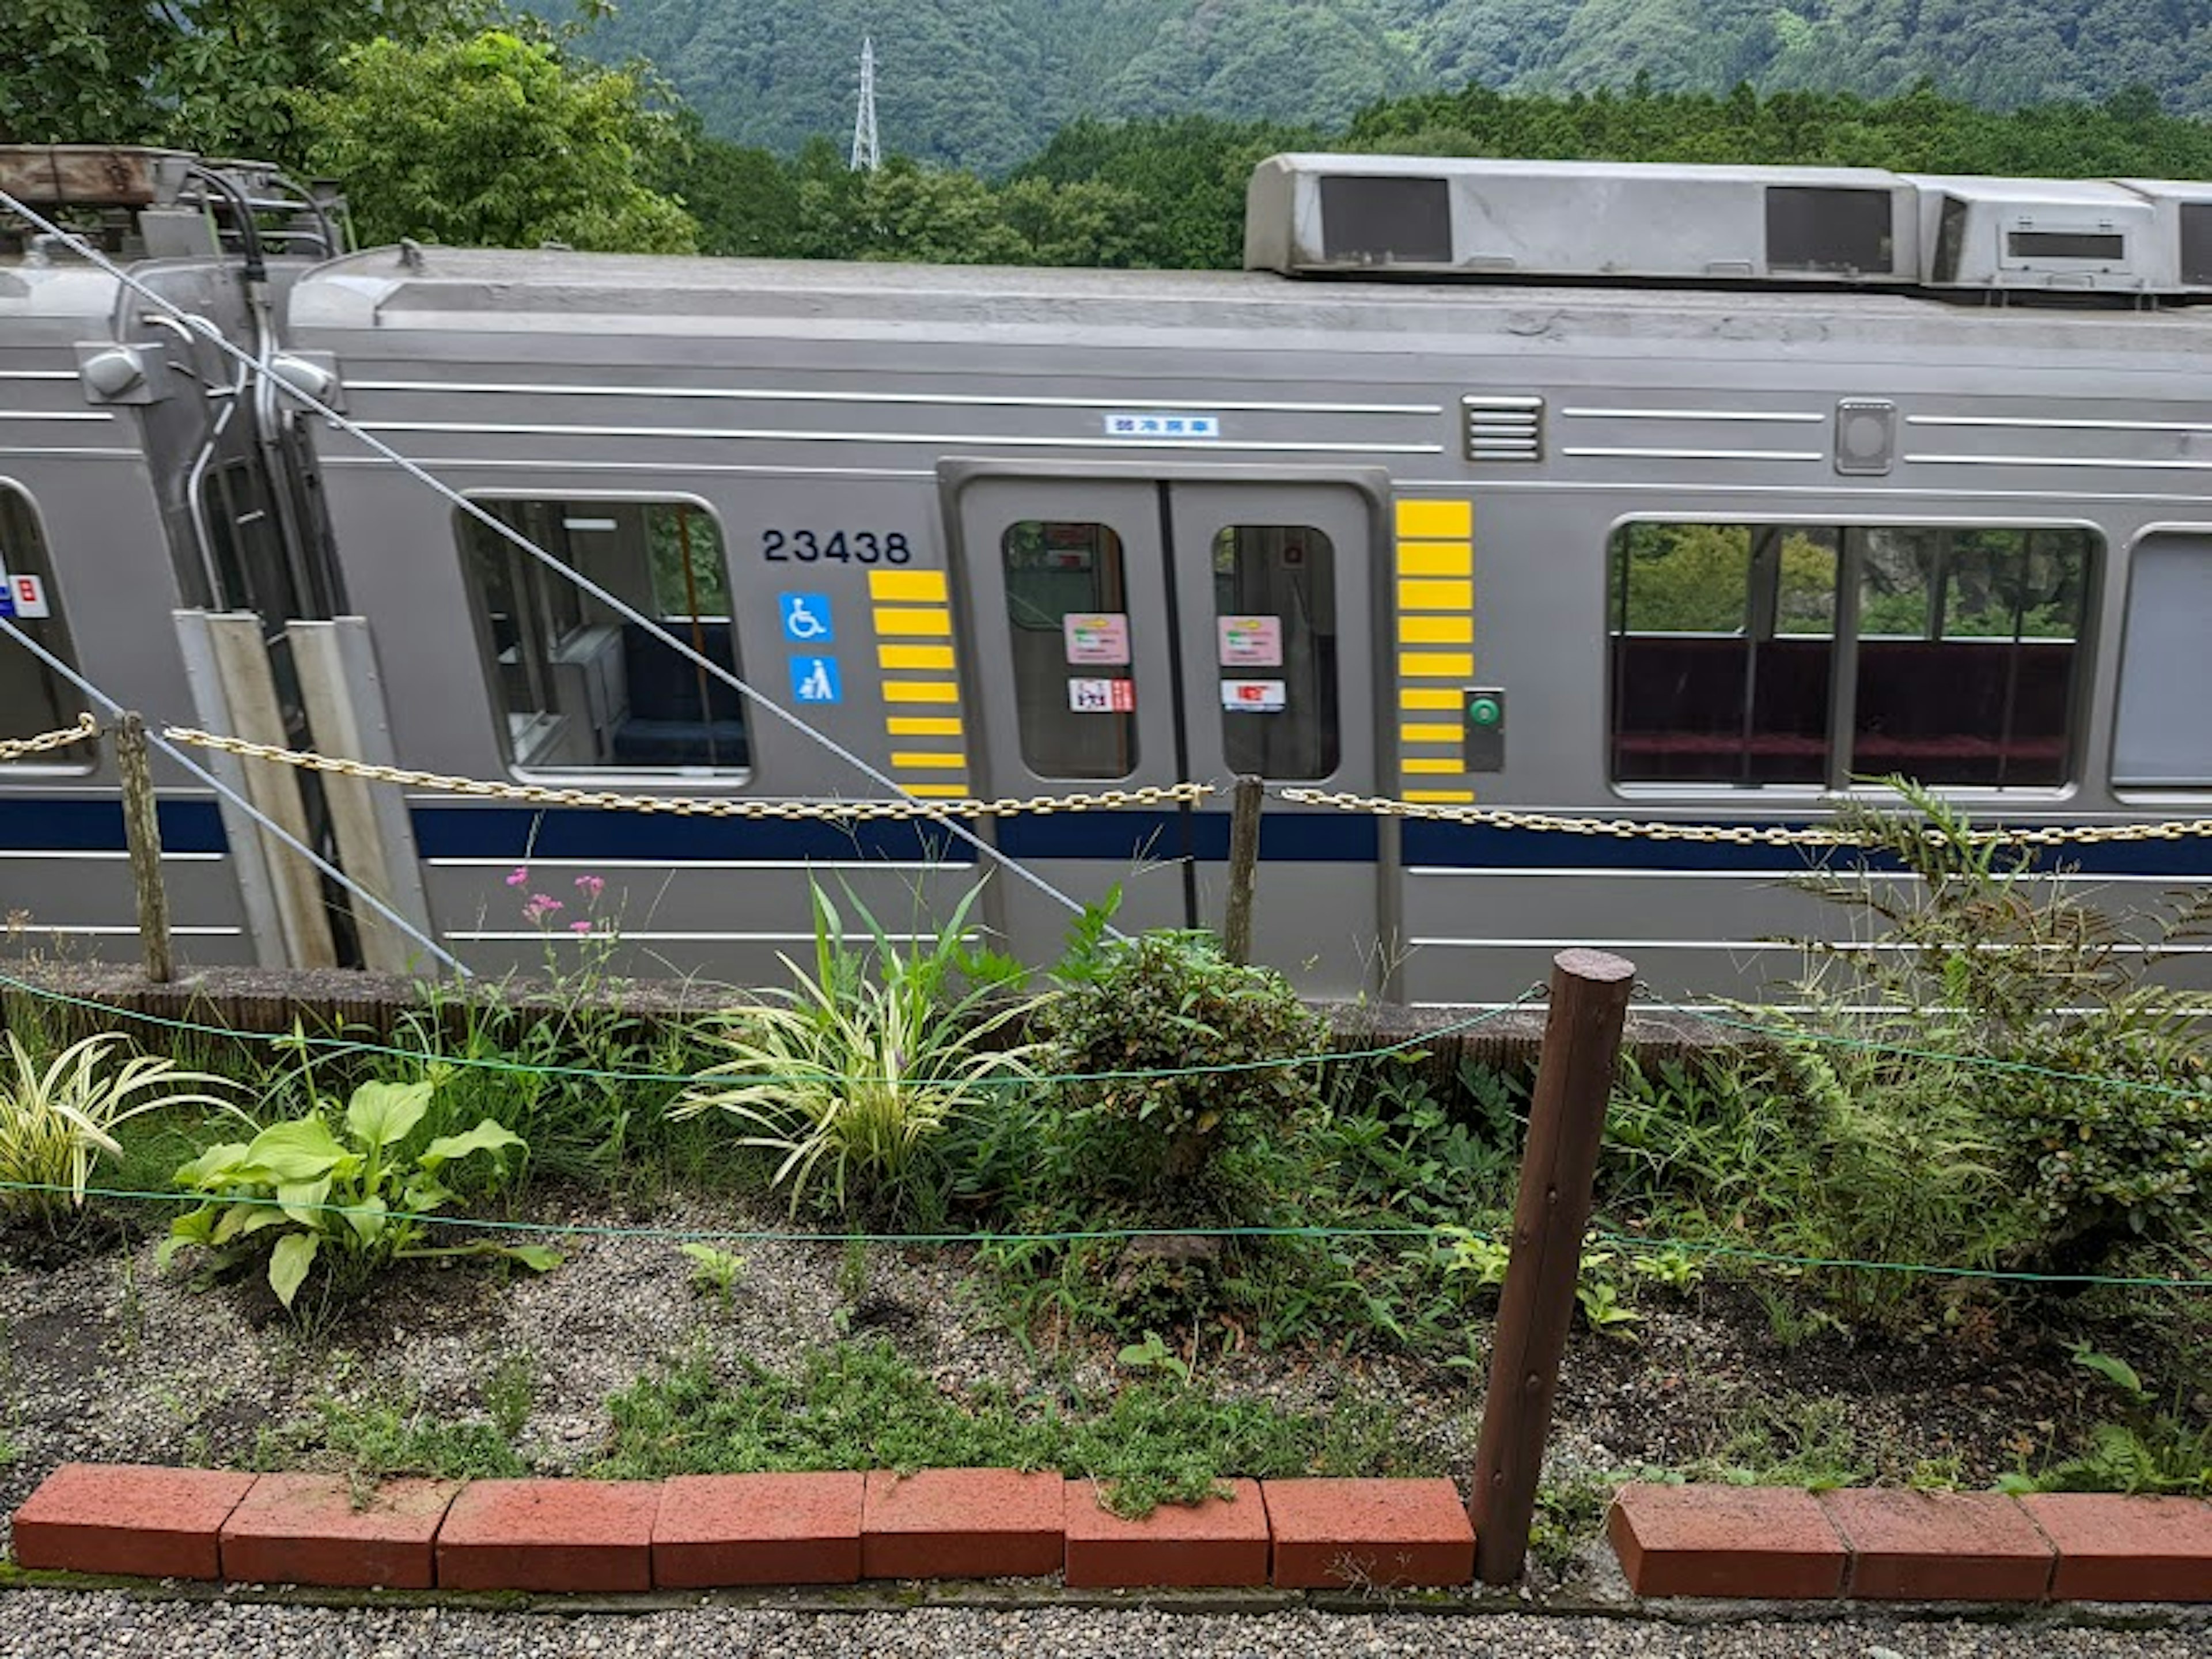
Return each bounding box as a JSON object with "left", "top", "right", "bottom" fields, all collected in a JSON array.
[
  {"left": 1585, "top": 1226, "right": 2212, "bottom": 1290},
  {"left": 0, "top": 970, "right": 1540, "bottom": 1091},
  {"left": 1679, "top": 1003, "right": 2212, "bottom": 1104},
  {"left": 7, "top": 1180, "right": 2206, "bottom": 1287}
]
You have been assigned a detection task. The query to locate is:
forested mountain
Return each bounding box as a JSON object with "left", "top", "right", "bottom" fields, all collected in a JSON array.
[{"left": 564, "top": 0, "right": 2212, "bottom": 172}]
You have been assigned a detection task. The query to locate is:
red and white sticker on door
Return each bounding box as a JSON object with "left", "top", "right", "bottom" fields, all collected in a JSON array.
[
  {"left": 1067, "top": 677, "right": 1135, "bottom": 713},
  {"left": 0, "top": 574, "right": 48, "bottom": 618}
]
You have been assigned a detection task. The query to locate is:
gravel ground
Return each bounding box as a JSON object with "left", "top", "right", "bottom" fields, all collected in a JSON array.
[
  {"left": 0, "top": 1595, "right": 2206, "bottom": 1659},
  {"left": 0, "top": 1186, "right": 2200, "bottom": 1605}
]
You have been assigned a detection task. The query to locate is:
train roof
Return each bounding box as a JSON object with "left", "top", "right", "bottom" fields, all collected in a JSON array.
[{"left": 289, "top": 241, "right": 2212, "bottom": 370}]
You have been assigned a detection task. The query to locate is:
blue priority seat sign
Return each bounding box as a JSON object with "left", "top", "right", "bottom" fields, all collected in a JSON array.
[
  {"left": 789, "top": 655, "right": 842, "bottom": 704},
  {"left": 779, "top": 592, "right": 834, "bottom": 643}
]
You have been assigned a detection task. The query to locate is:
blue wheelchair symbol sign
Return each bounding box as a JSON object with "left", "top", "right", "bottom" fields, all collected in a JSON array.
[
  {"left": 779, "top": 592, "right": 834, "bottom": 643},
  {"left": 789, "top": 655, "right": 843, "bottom": 705}
]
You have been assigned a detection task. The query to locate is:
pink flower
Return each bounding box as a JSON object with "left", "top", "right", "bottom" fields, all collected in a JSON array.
[
  {"left": 521, "top": 893, "right": 565, "bottom": 925},
  {"left": 505, "top": 866, "right": 529, "bottom": 888},
  {"left": 574, "top": 874, "right": 605, "bottom": 901},
  {"left": 569, "top": 919, "right": 593, "bottom": 935}
]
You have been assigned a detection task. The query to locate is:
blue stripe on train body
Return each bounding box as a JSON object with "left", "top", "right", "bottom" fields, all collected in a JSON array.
[
  {"left": 407, "top": 805, "right": 1381, "bottom": 865},
  {"left": 7, "top": 796, "right": 2199, "bottom": 881},
  {"left": 0, "top": 798, "right": 227, "bottom": 854},
  {"left": 1402, "top": 819, "right": 2212, "bottom": 878}
]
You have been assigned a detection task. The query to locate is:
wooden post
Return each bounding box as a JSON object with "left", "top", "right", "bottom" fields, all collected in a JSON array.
[
  {"left": 1468, "top": 946, "right": 1635, "bottom": 1584},
  {"left": 1221, "top": 772, "right": 1264, "bottom": 966},
  {"left": 115, "top": 711, "right": 174, "bottom": 984}
]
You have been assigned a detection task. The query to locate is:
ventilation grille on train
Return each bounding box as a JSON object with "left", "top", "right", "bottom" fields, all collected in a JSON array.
[{"left": 1463, "top": 395, "right": 1543, "bottom": 462}]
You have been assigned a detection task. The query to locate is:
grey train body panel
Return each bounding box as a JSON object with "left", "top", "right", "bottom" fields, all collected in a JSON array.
[
  {"left": 278, "top": 242, "right": 2212, "bottom": 1002},
  {"left": 13, "top": 152, "right": 2212, "bottom": 1002},
  {"left": 0, "top": 256, "right": 268, "bottom": 964}
]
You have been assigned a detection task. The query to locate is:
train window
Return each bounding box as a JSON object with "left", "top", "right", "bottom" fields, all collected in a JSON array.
[
  {"left": 1611, "top": 521, "right": 2090, "bottom": 789},
  {"left": 1609, "top": 523, "right": 1836, "bottom": 785},
  {"left": 1213, "top": 525, "right": 1339, "bottom": 779},
  {"left": 1001, "top": 520, "right": 1134, "bottom": 779},
  {"left": 2114, "top": 532, "right": 2212, "bottom": 787},
  {"left": 0, "top": 488, "right": 94, "bottom": 771},
  {"left": 1851, "top": 527, "right": 2088, "bottom": 787},
  {"left": 456, "top": 499, "right": 749, "bottom": 774}
]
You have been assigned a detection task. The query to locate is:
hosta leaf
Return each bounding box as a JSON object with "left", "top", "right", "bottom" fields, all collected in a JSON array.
[
  {"left": 241, "top": 1118, "right": 352, "bottom": 1183},
  {"left": 398, "top": 1178, "right": 453, "bottom": 1214},
  {"left": 268, "top": 1232, "right": 319, "bottom": 1308},
  {"left": 160, "top": 1204, "right": 221, "bottom": 1265},
  {"left": 344, "top": 1080, "right": 431, "bottom": 1149},
  {"left": 418, "top": 1119, "right": 525, "bottom": 1171},
  {"left": 275, "top": 1176, "right": 334, "bottom": 1229},
  {"left": 342, "top": 1195, "right": 388, "bottom": 1243},
  {"left": 172, "top": 1142, "right": 253, "bottom": 1189}
]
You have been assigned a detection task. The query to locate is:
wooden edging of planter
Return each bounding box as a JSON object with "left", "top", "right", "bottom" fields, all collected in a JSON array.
[{"left": 8, "top": 1466, "right": 2210, "bottom": 1605}]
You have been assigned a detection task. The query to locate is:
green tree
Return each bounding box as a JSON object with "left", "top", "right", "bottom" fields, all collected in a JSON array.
[
  {"left": 0, "top": 0, "right": 486, "bottom": 157},
  {"left": 297, "top": 29, "right": 698, "bottom": 253}
]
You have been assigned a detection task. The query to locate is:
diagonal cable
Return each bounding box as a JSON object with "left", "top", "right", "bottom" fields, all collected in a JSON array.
[{"left": 0, "top": 184, "right": 1116, "bottom": 935}]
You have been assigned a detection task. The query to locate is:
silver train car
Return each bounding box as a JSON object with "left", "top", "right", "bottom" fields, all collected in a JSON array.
[{"left": 9, "top": 146, "right": 2212, "bottom": 1005}]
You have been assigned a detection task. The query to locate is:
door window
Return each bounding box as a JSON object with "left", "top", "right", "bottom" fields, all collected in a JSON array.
[
  {"left": 1001, "top": 520, "right": 1135, "bottom": 779},
  {"left": 2113, "top": 532, "right": 2212, "bottom": 787},
  {"left": 0, "top": 488, "right": 94, "bottom": 770},
  {"left": 456, "top": 499, "right": 748, "bottom": 773},
  {"left": 1212, "top": 524, "right": 1339, "bottom": 779}
]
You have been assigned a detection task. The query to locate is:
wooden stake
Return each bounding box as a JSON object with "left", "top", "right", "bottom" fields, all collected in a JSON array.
[
  {"left": 1222, "top": 772, "right": 1264, "bottom": 966},
  {"left": 115, "top": 711, "right": 174, "bottom": 984},
  {"left": 1469, "top": 946, "right": 1635, "bottom": 1584}
]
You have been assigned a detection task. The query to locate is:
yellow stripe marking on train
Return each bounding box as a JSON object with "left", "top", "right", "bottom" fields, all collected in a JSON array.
[
  {"left": 873, "top": 607, "right": 953, "bottom": 637},
  {"left": 1395, "top": 499, "right": 1473, "bottom": 540},
  {"left": 1399, "top": 615, "right": 1474, "bottom": 646},
  {"left": 878, "top": 643, "right": 956, "bottom": 671},
  {"left": 1400, "top": 685, "right": 1461, "bottom": 710},
  {"left": 887, "top": 715, "right": 964, "bottom": 736},
  {"left": 1402, "top": 756, "right": 1466, "bottom": 775},
  {"left": 1400, "top": 724, "right": 1463, "bottom": 745},
  {"left": 1404, "top": 788, "right": 1477, "bottom": 804},
  {"left": 882, "top": 681, "right": 961, "bottom": 703},
  {"left": 1396, "top": 541, "right": 1474, "bottom": 578},
  {"left": 1397, "top": 578, "right": 1474, "bottom": 612},
  {"left": 890, "top": 751, "right": 969, "bottom": 770},
  {"left": 869, "top": 569, "right": 949, "bottom": 603},
  {"left": 1400, "top": 652, "right": 1475, "bottom": 679},
  {"left": 902, "top": 782, "right": 971, "bottom": 798}
]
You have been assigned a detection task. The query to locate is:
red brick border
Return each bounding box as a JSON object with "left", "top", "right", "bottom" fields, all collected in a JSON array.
[
  {"left": 1612, "top": 1483, "right": 2212, "bottom": 1604},
  {"left": 7, "top": 1467, "right": 2210, "bottom": 1601}
]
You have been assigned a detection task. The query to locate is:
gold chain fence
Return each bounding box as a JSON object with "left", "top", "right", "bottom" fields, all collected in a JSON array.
[{"left": 0, "top": 713, "right": 99, "bottom": 762}]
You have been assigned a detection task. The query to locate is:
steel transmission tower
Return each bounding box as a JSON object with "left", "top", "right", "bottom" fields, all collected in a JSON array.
[{"left": 850, "top": 37, "right": 881, "bottom": 173}]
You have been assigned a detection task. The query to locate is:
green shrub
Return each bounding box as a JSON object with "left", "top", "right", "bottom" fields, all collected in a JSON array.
[
  {"left": 1037, "top": 930, "right": 1324, "bottom": 1218},
  {"left": 163, "top": 1078, "right": 555, "bottom": 1311},
  {"left": 1779, "top": 781, "right": 2212, "bottom": 1282}
]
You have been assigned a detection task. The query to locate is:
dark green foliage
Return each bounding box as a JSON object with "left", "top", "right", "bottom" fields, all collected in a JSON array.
[
  {"left": 1037, "top": 933, "right": 1325, "bottom": 1219},
  {"left": 559, "top": 0, "right": 2212, "bottom": 176},
  {"left": 1772, "top": 782, "right": 2212, "bottom": 1285},
  {"left": 0, "top": 0, "right": 489, "bottom": 156},
  {"left": 297, "top": 29, "right": 698, "bottom": 252}
]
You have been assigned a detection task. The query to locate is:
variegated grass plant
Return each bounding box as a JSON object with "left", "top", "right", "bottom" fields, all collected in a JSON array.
[
  {"left": 673, "top": 884, "right": 1049, "bottom": 1218},
  {"left": 0, "top": 1032, "right": 247, "bottom": 1223}
]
